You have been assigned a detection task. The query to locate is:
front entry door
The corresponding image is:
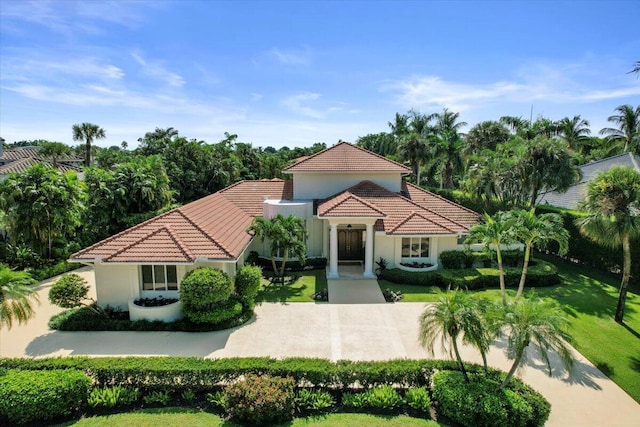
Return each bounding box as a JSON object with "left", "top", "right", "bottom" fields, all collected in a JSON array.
[{"left": 338, "top": 229, "right": 364, "bottom": 261}]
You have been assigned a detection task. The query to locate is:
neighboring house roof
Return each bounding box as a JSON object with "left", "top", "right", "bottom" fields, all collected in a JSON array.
[
  {"left": 283, "top": 141, "right": 411, "bottom": 174},
  {"left": 0, "top": 157, "right": 83, "bottom": 175},
  {"left": 318, "top": 181, "right": 478, "bottom": 235},
  {"left": 0, "top": 146, "right": 81, "bottom": 163},
  {"left": 72, "top": 180, "right": 291, "bottom": 263},
  {"left": 538, "top": 152, "right": 640, "bottom": 210}
]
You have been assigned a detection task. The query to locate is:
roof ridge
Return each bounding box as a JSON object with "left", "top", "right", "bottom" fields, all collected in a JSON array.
[
  {"left": 175, "top": 207, "right": 235, "bottom": 258},
  {"left": 404, "top": 182, "right": 482, "bottom": 218},
  {"left": 104, "top": 226, "right": 191, "bottom": 262},
  {"left": 388, "top": 210, "right": 454, "bottom": 234},
  {"left": 164, "top": 225, "right": 194, "bottom": 261},
  {"left": 323, "top": 192, "right": 387, "bottom": 217}
]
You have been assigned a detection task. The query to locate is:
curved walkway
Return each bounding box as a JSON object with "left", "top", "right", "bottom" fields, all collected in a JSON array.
[{"left": 0, "top": 267, "right": 638, "bottom": 426}]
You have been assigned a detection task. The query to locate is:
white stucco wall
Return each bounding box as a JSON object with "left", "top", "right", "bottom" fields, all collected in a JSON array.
[
  {"left": 292, "top": 172, "right": 401, "bottom": 199},
  {"left": 374, "top": 233, "right": 397, "bottom": 268},
  {"left": 372, "top": 235, "right": 465, "bottom": 270}
]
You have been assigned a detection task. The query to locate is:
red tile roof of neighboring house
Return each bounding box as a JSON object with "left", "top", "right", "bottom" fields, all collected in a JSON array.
[
  {"left": 283, "top": 142, "right": 410, "bottom": 173},
  {"left": 0, "top": 158, "right": 82, "bottom": 175},
  {"left": 318, "top": 181, "right": 478, "bottom": 235}
]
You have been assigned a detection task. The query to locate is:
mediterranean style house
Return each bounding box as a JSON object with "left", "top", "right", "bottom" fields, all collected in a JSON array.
[{"left": 71, "top": 142, "right": 481, "bottom": 309}]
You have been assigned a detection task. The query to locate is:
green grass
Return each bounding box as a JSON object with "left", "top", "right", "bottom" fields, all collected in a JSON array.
[
  {"left": 56, "top": 408, "right": 442, "bottom": 426},
  {"left": 256, "top": 270, "right": 327, "bottom": 303},
  {"left": 381, "top": 257, "right": 640, "bottom": 402}
]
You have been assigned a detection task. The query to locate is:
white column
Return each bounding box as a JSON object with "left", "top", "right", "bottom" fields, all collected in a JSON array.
[
  {"left": 364, "top": 223, "right": 375, "bottom": 278},
  {"left": 328, "top": 223, "right": 339, "bottom": 278}
]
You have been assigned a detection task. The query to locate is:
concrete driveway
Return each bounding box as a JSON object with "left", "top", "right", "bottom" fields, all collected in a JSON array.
[{"left": 1, "top": 267, "right": 638, "bottom": 426}]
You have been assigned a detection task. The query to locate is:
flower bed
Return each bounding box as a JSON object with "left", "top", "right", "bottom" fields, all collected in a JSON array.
[
  {"left": 128, "top": 298, "right": 183, "bottom": 322},
  {"left": 398, "top": 261, "right": 438, "bottom": 272}
]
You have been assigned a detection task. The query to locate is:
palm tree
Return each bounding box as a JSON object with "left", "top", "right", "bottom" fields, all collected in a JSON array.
[
  {"left": 247, "top": 214, "right": 307, "bottom": 279},
  {"left": 577, "top": 166, "right": 640, "bottom": 323},
  {"left": 465, "top": 211, "right": 516, "bottom": 304},
  {"left": 630, "top": 61, "right": 640, "bottom": 76},
  {"left": 432, "top": 108, "right": 467, "bottom": 189},
  {"left": 558, "top": 115, "right": 591, "bottom": 152},
  {"left": 599, "top": 104, "right": 640, "bottom": 153},
  {"left": 0, "top": 265, "right": 39, "bottom": 329},
  {"left": 397, "top": 110, "right": 435, "bottom": 185},
  {"left": 418, "top": 291, "right": 489, "bottom": 382},
  {"left": 38, "top": 141, "right": 72, "bottom": 167},
  {"left": 72, "top": 123, "right": 106, "bottom": 167},
  {"left": 509, "top": 209, "right": 569, "bottom": 302},
  {"left": 499, "top": 296, "right": 573, "bottom": 390}
]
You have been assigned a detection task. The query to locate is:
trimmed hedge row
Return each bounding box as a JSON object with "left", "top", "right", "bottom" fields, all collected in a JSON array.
[
  {"left": 255, "top": 256, "right": 328, "bottom": 272},
  {"left": 440, "top": 250, "right": 524, "bottom": 269},
  {"left": 382, "top": 259, "right": 560, "bottom": 290}
]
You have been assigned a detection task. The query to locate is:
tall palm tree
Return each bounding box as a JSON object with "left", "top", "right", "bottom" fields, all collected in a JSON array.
[
  {"left": 38, "top": 141, "right": 72, "bottom": 167},
  {"left": 465, "top": 211, "right": 516, "bottom": 304},
  {"left": 72, "top": 123, "right": 106, "bottom": 167},
  {"left": 418, "top": 291, "right": 488, "bottom": 382},
  {"left": 630, "top": 61, "right": 640, "bottom": 76},
  {"left": 599, "top": 104, "right": 640, "bottom": 153},
  {"left": 432, "top": 108, "right": 467, "bottom": 189},
  {"left": 0, "top": 265, "right": 39, "bottom": 330},
  {"left": 558, "top": 115, "right": 591, "bottom": 152},
  {"left": 577, "top": 166, "right": 640, "bottom": 323},
  {"left": 499, "top": 297, "right": 573, "bottom": 390},
  {"left": 509, "top": 209, "right": 569, "bottom": 302}
]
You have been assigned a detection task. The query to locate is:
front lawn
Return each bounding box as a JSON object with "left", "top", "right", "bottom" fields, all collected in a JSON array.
[
  {"left": 256, "top": 270, "right": 327, "bottom": 303},
  {"left": 55, "top": 407, "right": 443, "bottom": 426},
  {"left": 380, "top": 257, "right": 640, "bottom": 402}
]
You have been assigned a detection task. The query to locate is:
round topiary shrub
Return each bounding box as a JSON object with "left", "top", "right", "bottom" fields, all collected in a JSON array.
[
  {"left": 49, "top": 274, "right": 91, "bottom": 309},
  {"left": 223, "top": 374, "right": 295, "bottom": 425},
  {"left": 235, "top": 265, "right": 262, "bottom": 302},
  {"left": 180, "top": 268, "right": 234, "bottom": 323}
]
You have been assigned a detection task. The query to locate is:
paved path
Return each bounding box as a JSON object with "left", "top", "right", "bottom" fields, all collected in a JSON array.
[
  {"left": 328, "top": 279, "right": 386, "bottom": 303},
  {"left": 1, "top": 267, "right": 638, "bottom": 426}
]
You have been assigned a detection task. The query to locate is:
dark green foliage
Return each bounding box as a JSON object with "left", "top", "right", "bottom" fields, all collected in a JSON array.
[
  {"left": 256, "top": 256, "right": 327, "bottom": 272},
  {"left": 361, "top": 385, "right": 405, "bottom": 413},
  {"left": 223, "top": 374, "right": 295, "bottom": 425},
  {"left": 180, "top": 268, "right": 235, "bottom": 324},
  {"left": 432, "top": 371, "right": 545, "bottom": 427},
  {"left": 183, "top": 298, "right": 243, "bottom": 324},
  {"left": 440, "top": 250, "right": 468, "bottom": 269},
  {"left": 536, "top": 205, "right": 640, "bottom": 284},
  {"left": 0, "top": 369, "right": 90, "bottom": 425},
  {"left": 30, "top": 260, "right": 81, "bottom": 281},
  {"left": 49, "top": 273, "right": 91, "bottom": 309},
  {"left": 235, "top": 264, "right": 262, "bottom": 302},
  {"left": 142, "top": 390, "right": 171, "bottom": 406},
  {"left": 87, "top": 386, "right": 140, "bottom": 409},
  {"left": 405, "top": 387, "right": 431, "bottom": 413},
  {"left": 501, "top": 249, "right": 524, "bottom": 267},
  {"left": 295, "top": 389, "right": 335, "bottom": 413},
  {"left": 382, "top": 259, "right": 559, "bottom": 290}
]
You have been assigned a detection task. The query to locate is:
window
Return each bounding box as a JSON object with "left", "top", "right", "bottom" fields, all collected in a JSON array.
[
  {"left": 401, "top": 237, "right": 430, "bottom": 258},
  {"left": 141, "top": 265, "right": 178, "bottom": 291}
]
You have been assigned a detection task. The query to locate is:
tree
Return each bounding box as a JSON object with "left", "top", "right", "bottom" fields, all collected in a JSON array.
[
  {"left": 0, "top": 264, "right": 39, "bottom": 329},
  {"left": 397, "top": 110, "right": 435, "bottom": 185},
  {"left": 466, "top": 211, "right": 516, "bottom": 304},
  {"left": 432, "top": 108, "right": 467, "bottom": 189},
  {"left": 247, "top": 214, "right": 307, "bottom": 279},
  {"left": 577, "top": 166, "right": 640, "bottom": 323},
  {"left": 599, "top": 104, "right": 640, "bottom": 154},
  {"left": 500, "top": 115, "right": 559, "bottom": 140},
  {"left": 0, "top": 164, "right": 86, "bottom": 259},
  {"left": 38, "top": 142, "right": 72, "bottom": 167},
  {"left": 558, "top": 115, "right": 591, "bottom": 152},
  {"left": 48, "top": 273, "right": 101, "bottom": 315},
  {"left": 499, "top": 297, "right": 573, "bottom": 390},
  {"left": 418, "top": 290, "right": 488, "bottom": 382},
  {"left": 72, "top": 123, "right": 106, "bottom": 167},
  {"left": 464, "top": 120, "right": 510, "bottom": 155},
  {"left": 509, "top": 209, "right": 569, "bottom": 302}
]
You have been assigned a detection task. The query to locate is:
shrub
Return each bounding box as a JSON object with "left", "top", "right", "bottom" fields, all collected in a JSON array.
[
  {"left": 180, "top": 268, "right": 234, "bottom": 324},
  {"left": 235, "top": 264, "right": 262, "bottom": 302},
  {"left": 405, "top": 387, "right": 431, "bottom": 413},
  {"left": 501, "top": 249, "right": 524, "bottom": 267},
  {"left": 257, "top": 256, "right": 327, "bottom": 272},
  {"left": 49, "top": 274, "right": 101, "bottom": 314},
  {"left": 295, "top": 389, "right": 335, "bottom": 413},
  {"left": 180, "top": 389, "right": 197, "bottom": 403},
  {"left": 31, "top": 260, "right": 81, "bottom": 281},
  {"left": 142, "top": 389, "right": 171, "bottom": 406},
  {"left": 0, "top": 369, "right": 90, "bottom": 425},
  {"left": 362, "top": 385, "right": 405, "bottom": 413},
  {"left": 440, "top": 250, "right": 468, "bottom": 269},
  {"left": 206, "top": 390, "right": 226, "bottom": 410},
  {"left": 183, "top": 297, "right": 243, "bottom": 324},
  {"left": 223, "top": 374, "right": 295, "bottom": 425},
  {"left": 432, "top": 371, "right": 536, "bottom": 427},
  {"left": 87, "top": 386, "right": 139, "bottom": 409},
  {"left": 341, "top": 392, "right": 367, "bottom": 410},
  {"left": 380, "top": 268, "right": 444, "bottom": 287}
]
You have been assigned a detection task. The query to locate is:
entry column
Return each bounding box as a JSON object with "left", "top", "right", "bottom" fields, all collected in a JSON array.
[
  {"left": 328, "top": 223, "right": 339, "bottom": 278},
  {"left": 364, "top": 223, "right": 375, "bottom": 278}
]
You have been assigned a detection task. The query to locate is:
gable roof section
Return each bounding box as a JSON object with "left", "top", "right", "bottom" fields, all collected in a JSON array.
[
  {"left": 283, "top": 142, "right": 410, "bottom": 174},
  {"left": 318, "top": 192, "right": 386, "bottom": 218},
  {"left": 538, "top": 152, "right": 640, "bottom": 210},
  {"left": 319, "top": 181, "right": 478, "bottom": 235},
  {"left": 220, "top": 179, "right": 293, "bottom": 216},
  {"left": 0, "top": 158, "right": 82, "bottom": 175}
]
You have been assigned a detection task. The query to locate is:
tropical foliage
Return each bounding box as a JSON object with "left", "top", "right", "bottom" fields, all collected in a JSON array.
[
  {"left": 0, "top": 264, "right": 39, "bottom": 329},
  {"left": 72, "top": 122, "right": 106, "bottom": 167}
]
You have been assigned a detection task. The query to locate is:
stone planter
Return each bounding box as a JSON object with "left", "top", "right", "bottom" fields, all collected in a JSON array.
[
  {"left": 128, "top": 298, "right": 183, "bottom": 322},
  {"left": 398, "top": 262, "right": 438, "bottom": 273}
]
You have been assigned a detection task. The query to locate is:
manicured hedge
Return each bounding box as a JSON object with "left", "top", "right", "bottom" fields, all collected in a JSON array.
[
  {"left": 382, "top": 259, "right": 560, "bottom": 290},
  {"left": 257, "top": 256, "right": 327, "bottom": 272},
  {"left": 0, "top": 369, "right": 90, "bottom": 425}
]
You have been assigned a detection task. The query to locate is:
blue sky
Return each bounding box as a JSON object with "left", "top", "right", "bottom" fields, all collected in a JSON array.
[{"left": 1, "top": 0, "right": 638, "bottom": 149}]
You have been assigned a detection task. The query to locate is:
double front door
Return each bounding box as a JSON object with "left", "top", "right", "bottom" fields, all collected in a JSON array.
[{"left": 338, "top": 229, "right": 364, "bottom": 261}]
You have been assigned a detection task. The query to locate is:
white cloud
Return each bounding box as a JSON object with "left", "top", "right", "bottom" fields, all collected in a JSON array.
[
  {"left": 131, "top": 52, "right": 185, "bottom": 88},
  {"left": 267, "top": 47, "right": 311, "bottom": 66},
  {"left": 2, "top": 56, "right": 124, "bottom": 81},
  {"left": 282, "top": 92, "right": 325, "bottom": 118}
]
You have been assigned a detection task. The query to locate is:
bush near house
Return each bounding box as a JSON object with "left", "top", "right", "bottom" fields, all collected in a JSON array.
[
  {"left": 439, "top": 250, "right": 523, "bottom": 269},
  {"left": 255, "top": 256, "right": 327, "bottom": 272}
]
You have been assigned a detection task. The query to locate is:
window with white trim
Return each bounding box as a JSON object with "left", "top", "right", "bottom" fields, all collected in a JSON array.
[
  {"left": 141, "top": 265, "right": 178, "bottom": 291},
  {"left": 401, "top": 237, "right": 430, "bottom": 258}
]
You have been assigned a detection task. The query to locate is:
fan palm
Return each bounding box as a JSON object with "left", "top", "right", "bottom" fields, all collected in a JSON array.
[
  {"left": 509, "top": 209, "right": 569, "bottom": 302},
  {"left": 0, "top": 265, "right": 39, "bottom": 329},
  {"left": 499, "top": 296, "right": 573, "bottom": 390},
  {"left": 599, "top": 104, "right": 640, "bottom": 154},
  {"left": 577, "top": 166, "right": 640, "bottom": 322},
  {"left": 72, "top": 123, "right": 106, "bottom": 167}
]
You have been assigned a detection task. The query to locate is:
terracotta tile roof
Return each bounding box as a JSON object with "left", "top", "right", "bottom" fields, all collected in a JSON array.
[
  {"left": 0, "top": 147, "right": 82, "bottom": 163},
  {"left": 283, "top": 142, "right": 410, "bottom": 173},
  {"left": 318, "top": 192, "right": 386, "bottom": 218},
  {"left": 220, "top": 179, "right": 293, "bottom": 216},
  {"left": 319, "top": 181, "right": 479, "bottom": 235},
  {"left": 0, "top": 158, "right": 82, "bottom": 175}
]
